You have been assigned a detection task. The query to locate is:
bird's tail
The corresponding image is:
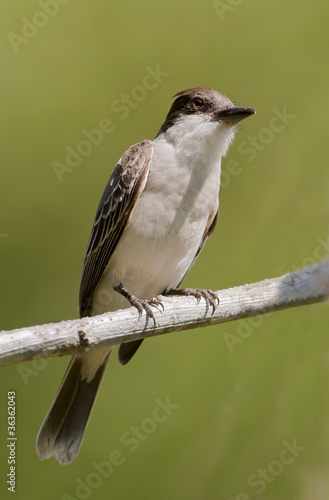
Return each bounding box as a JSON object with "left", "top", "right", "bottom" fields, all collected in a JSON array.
[{"left": 36, "top": 348, "right": 111, "bottom": 465}]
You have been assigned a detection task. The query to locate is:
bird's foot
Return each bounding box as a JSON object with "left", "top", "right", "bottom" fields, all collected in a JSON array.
[
  {"left": 165, "top": 287, "right": 219, "bottom": 315},
  {"left": 114, "top": 283, "right": 164, "bottom": 327}
]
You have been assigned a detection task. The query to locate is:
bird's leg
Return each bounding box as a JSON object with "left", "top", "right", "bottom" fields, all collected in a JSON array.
[
  {"left": 164, "top": 287, "right": 219, "bottom": 315},
  {"left": 114, "top": 282, "right": 164, "bottom": 327}
]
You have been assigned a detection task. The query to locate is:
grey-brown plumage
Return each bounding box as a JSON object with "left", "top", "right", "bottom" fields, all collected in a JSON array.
[
  {"left": 79, "top": 140, "right": 153, "bottom": 317},
  {"left": 36, "top": 352, "right": 111, "bottom": 464},
  {"left": 36, "top": 141, "right": 153, "bottom": 465},
  {"left": 36, "top": 88, "right": 255, "bottom": 465}
]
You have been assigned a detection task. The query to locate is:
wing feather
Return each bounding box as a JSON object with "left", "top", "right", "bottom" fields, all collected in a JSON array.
[{"left": 79, "top": 140, "right": 153, "bottom": 317}]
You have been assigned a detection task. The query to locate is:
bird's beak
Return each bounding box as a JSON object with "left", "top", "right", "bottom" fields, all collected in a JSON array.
[{"left": 214, "top": 106, "right": 256, "bottom": 124}]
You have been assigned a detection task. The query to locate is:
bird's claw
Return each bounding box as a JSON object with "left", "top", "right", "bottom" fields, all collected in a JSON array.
[
  {"left": 114, "top": 283, "right": 163, "bottom": 327},
  {"left": 134, "top": 297, "right": 164, "bottom": 327},
  {"left": 167, "top": 287, "right": 219, "bottom": 316}
]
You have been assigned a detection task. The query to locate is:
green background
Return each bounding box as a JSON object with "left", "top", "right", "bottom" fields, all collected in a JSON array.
[{"left": 1, "top": 0, "right": 329, "bottom": 498}]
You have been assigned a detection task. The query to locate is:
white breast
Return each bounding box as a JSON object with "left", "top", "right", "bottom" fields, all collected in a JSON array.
[{"left": 91, "top": 116, "right": 235, "bottom": 315}]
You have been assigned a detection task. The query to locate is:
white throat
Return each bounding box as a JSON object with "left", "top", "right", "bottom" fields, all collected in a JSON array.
[{"left": 160, "top": 113, "right": 236, "bottom": 166}]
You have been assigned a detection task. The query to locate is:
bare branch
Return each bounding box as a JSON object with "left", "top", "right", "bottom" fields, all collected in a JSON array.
[{"left": 1, "top": 259, "right": 328, "bottom": 367}]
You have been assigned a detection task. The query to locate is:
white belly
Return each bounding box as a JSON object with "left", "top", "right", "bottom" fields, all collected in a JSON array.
[{"left": 90, "top": 138, "right": 221, "bottom": 316}]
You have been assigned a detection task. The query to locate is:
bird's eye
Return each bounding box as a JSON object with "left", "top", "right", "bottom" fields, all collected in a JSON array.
[{"left": 190, "top": 98, "right": 204, "bottom": 110}]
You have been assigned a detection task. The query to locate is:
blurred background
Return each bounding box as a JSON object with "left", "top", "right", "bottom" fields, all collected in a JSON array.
[{"left": 1, "top": 0, "right": 329, "bottom": 498}]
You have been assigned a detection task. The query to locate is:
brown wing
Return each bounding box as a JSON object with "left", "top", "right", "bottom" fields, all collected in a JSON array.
[{"left": 79, "top": 140, "right": 153, "bottom": 317}]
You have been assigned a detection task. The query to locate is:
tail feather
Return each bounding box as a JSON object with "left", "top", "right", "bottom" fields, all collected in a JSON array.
[
  {"left": 36, "top": 349, "right": 111, "bottom": 465},
  {"left": 118, "top": 339, "right": 144, "bottom": 365}
]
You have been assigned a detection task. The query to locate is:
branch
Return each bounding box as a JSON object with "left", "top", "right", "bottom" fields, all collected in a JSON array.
[{"left": 1, "top": 259, "right": 328, "bottom": 367}]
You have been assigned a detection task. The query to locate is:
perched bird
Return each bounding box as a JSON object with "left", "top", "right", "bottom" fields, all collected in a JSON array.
[{"left": 36, "top": 87, "right": 255, "bottom": 465}]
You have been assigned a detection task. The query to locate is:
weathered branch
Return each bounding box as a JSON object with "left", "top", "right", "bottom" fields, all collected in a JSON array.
[{"left": 1, "top": 259, "right": 328, "bottom": 367}]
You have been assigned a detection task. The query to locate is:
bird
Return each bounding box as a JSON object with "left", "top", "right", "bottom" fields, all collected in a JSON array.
[{"left": 36, "top": 87, "right": 255, "bottom": 465}]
